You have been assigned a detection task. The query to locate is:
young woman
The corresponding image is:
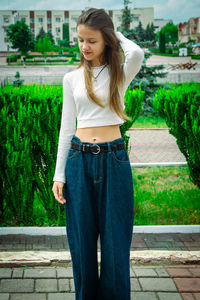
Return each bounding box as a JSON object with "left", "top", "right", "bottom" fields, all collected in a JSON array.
[{"left": 52, "top": 7, "right": 144, "bottom": 300}]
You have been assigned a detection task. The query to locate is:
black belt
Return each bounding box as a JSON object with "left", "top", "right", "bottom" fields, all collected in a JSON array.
[{"left": 71, "top": 141, "right": 125, "bottom": 154}]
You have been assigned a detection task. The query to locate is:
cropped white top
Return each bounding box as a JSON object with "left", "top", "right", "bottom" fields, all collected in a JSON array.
[{"left": 53, "top": 31, "right": 144, "bottom": 183}]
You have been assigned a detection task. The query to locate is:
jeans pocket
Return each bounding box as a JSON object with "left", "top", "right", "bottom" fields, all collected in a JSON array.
[
  {"left": 67, "top": 148, "right": 81, "bottom": 160},
  {"left": 111, "top": 148, "right": 130, "bottom": 164}
]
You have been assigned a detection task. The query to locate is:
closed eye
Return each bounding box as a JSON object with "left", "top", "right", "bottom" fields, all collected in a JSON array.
[{"left": 78, "top": 39, "right": 96, "bottom": 44}]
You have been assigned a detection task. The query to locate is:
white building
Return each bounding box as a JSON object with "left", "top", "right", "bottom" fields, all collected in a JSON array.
[
  {"left": 0, "top": 8, "right": 154, "bottom": 52},
  {"left": 154, "top": 18, "right": 173, "bottom": 33}
]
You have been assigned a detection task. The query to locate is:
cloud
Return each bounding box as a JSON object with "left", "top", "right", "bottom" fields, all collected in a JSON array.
[
  {"left": 154, "top": 0, "right": 199, "bottom": 24},
  {"left": 0, "top": 0, "right": 199, "bottom": 24}
]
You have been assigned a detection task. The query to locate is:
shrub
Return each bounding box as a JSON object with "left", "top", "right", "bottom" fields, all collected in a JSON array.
[{"left": 152, "top": 82, "right": 200, "bottom": 188}]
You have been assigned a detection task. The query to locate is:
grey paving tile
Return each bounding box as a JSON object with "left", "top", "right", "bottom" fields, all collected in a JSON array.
[
  {"left": 10, "top": 294, "right": 46, "bottom": 300},
  {"left": 133, "top": 268, "right": 158, "bottom": 277},
  {"left": 0, "top": 294, "right": 9, "bottom": 300},
  {"left": 24, "top": 268, "right": 56, "bottom": 278},
  {"left": 0, "top": 269, "right": 12, "bottom": 278},
  {"left": 131, "top": 292, "right": 158, "bottom": 300},
  {"left": 56, "top": 267, "right": 73, "bottom": 278},
  {"left": 12, "top": 268, "right": 24, "bottom": 278},
  {"left": 155, "top": 268, "right": 170, "bottom": 277},
  {"left": 48, "top": 293, "right": 75, "bottom": 300},
  {"left": 157, "top": 292, "right": 183, "bottom": 300},
  {"left": 58, "top": 279, "right": 70, "bottom": 292},
  {"left": 139, "top": 278, "right": 177, "bottom": 292},
  {"left": 35, "top": 279, "right": 57, "bottom": 292},
  {"left": 0, "top": 279, "right": 34, "bottom": 293},
  {"left": 131, "top": 278, "right": 142, "bottom": 291},
  {"left": 69, "top": 278, "right": 75, "bottom": 292}
]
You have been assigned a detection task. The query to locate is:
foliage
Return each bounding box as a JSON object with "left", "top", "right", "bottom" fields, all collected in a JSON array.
[
  {"left": 152, "top": 82, "right": 200, "bottom": 188},
  {"left": 12, "top": 71, "right": 24, "bottom": 87},
  {"left": 120, "top": 86, "right": 145, "bottom": 153},
  {"left": 6, "top": 20, "right": 35, "bottom": 55},
  {"left": 119, "top": 0, "right": 169, "bottom": 115},
  {"left": 135, "top": 21, "right": 155, "bottom": 42},
  {"left": 160, "top": 22, "right": 178, "bottom": 44},
  {"left": 35, "top": 34, "right": 53, "bottom": 54},
  {"left": 0, "top": 83, "right": 143, "bottom": 225},
  {"left": 62, "top": 23, "right": 70, "bottom": 47},
  {"left": 159, "top": 31, "right": 166, "bottom": 53}
]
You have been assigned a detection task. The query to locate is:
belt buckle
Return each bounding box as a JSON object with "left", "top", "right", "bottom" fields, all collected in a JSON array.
[{"left": 91, "top": 144, "right": 101, "bottom": 154}]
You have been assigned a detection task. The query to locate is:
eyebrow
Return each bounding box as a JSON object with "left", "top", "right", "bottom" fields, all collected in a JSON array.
[{"left": 77, "top": 35, "right": 96, "bottom": 40}]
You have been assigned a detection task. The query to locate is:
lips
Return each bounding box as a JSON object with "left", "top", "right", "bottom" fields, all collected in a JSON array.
[{"left": 84, "top": 52, "right": 92, "bottom": 55}]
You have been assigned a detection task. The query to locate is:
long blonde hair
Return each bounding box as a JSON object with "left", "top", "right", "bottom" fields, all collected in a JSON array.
[{"left": 75, "top": 8, "right": 131, "bottom": 121}]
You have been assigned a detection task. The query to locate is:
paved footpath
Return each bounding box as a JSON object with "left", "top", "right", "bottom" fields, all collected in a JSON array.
[
  {"left": 128, "top": 128, "right": 186, "bottom": 164},
  {"left": 0, "top": 264, "right": 200, "bottom": 299},
  {"left": 0, "top": 232, "right": 200, "bottom": 299}
]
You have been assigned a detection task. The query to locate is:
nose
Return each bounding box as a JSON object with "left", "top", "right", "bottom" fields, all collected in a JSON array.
[{"left": 82, "top": 42, "right": 90, "bottom": 51}]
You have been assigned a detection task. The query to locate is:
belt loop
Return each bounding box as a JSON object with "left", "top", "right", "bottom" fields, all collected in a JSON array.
[
  {"left": 107, "top": 142, "right": 112, "bottom": 153},
  {"left": 78, "top": 139, "right": 82, "bottom": 152}
]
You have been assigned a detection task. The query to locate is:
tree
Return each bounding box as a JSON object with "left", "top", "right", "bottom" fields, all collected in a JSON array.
[
  {"left": 35, "top": 27, "right": 55, "bottom": 48},
  {"left": 6, "top": 20, "right": 35, "bottom": 55},
  {"left": 35, "top": 34, "right": 53, "bottom": 63},
  {"left": 160, "top": 22, "right": 178, "bottom": 45},
  {"left": 118, "top": 0, "right": 137, "bottom": 40},
  {"left": 159, "top": 31, "right": 166, "bottom": 53},
  {"left": 135, "top": 21, "right": 146, "bottom": 42},
  {"left": 47, "top": 31, "right": 55, "bottom": 45},
  {"left": 145, "top": 22, "right": 156, "bottom": 42},
  {"left": 119, "top": 0, "right": 169, "bottom": 115},
  {"left": 35, "top": 27, "right": 46, "bottom": 43},
  {"left": 63, "top": 23, "right": 70, "bottom": 46}
]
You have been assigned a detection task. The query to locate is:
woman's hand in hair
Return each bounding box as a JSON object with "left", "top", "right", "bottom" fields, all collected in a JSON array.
[{"left": 52, "top": 181, "right": 66, "bottom": 204}]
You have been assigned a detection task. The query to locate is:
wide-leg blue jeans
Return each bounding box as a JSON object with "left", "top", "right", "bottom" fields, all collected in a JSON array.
[{"left": 64, "top": 134, "right": 134, "bottom": 300}]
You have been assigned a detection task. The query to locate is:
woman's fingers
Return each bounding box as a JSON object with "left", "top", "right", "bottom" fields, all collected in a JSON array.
[
  {"left": 52, "top": 182, "right": 66, "bottom": 204},
  {"left": 58, "top": 186, "right": 66, "bottom": 204}
]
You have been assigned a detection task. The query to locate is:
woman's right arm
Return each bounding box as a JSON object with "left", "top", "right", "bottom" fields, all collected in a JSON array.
[{"left": 52, "top": 73, "right": 77, "bottom": 204}]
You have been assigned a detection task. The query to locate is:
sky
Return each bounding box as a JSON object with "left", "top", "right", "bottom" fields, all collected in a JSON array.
[{"left": 1, "top": 0, "right": 200, "bottom": 25}]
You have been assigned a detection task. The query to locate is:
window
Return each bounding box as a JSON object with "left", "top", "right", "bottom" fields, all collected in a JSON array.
[
  {"left": 133, "top": 16, "right": 139, "bottom": 22},
  {"left": 65, "top": 17, "right": 69, "bottom": 23},
  {"left": 3, "top": 17, "right": 9, "bottom": 23},
  {"left": 47, "top": 18, "right": 51, "bottom": 24},
  {"left": 31, "top": 28, "right": 35, "bottom": 33},
  {"left": 56, "top": 17, "right": 61, "bottom": 22},
  {"left": 30, "top": 18, "right": 34, "bottom": 23},
  {"left": 74, "top": 37, "right": 77, "bottom": 42},
  {"left": 71, "top": 27, "right": 76, "bottom": 33},
  {"left": 21, "top": 17, "right": 26, "bottom": 22},
  {"left": 56, "top": 27, "right": 61, "bottom": 36},
  {"left": 38, "top": 17, "right": 43, "bottom": 23},
  {"left": 72, "top": 17, "right": 77, "bottom": 22},
  {"left": 117, "top": 16, "right": 121, "bottom": 22}
]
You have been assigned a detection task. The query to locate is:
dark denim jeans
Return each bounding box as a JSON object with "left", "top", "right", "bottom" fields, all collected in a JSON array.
[{"left": 64, "top": 134, "right": 134, "bottom": 300}]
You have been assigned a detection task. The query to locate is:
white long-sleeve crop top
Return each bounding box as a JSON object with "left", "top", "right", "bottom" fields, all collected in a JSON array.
[{"left": 53, "top": 31, "right": 144, "bottom": 183}]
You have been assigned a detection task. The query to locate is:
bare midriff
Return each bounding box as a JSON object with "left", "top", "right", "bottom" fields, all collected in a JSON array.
[{"left": 75, "top": 124, "right": 122, "bottom": 143}]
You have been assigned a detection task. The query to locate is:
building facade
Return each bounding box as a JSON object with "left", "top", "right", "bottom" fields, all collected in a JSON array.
[
  {"left": 178, "top": 17, "right": 200, "bottom": 43},
  {"left": 0, "top": 8, "right": 154, "bottom": 52},
  {"left": 154, "top": 18, "right": 173, "bottom": 33}
]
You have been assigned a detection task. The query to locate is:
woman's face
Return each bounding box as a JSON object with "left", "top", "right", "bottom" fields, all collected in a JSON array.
[{"left": 77, "top": 24, "right": 106, "bottom": 67}]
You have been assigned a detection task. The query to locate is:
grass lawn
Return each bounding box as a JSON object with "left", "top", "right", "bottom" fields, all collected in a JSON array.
[
  {"left": 2, "top": 166, "right": 199, "bottom": 227},
  {"left": 132, "top": 166, "right": 200, "bottom": 225},
  {"left": 132, "top": 114, "right": 168, "bottom": 129}
]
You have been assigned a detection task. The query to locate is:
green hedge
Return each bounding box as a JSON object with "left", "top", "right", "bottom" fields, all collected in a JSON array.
[
  {"left": 0, "top": 83, "right": 144, "bottom": 225},
  {"left": 152, "top": 82, "right": 200, "bottom": 188},
  {"left": 0, "top": 83, "right": 63, "bottom": 225}
]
